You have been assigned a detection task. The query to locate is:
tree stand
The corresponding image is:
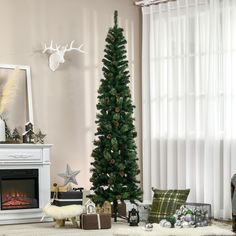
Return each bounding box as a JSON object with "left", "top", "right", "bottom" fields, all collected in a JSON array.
[{"left": 112, "top": 200, "right": 127, "bottom": 222}]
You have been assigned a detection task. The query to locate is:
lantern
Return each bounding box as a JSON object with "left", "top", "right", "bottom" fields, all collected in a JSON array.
[{"left": 128, "top": 207, "right": 139, "bottom": 226}]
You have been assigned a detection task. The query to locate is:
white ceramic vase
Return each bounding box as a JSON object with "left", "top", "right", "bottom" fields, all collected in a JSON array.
[{"left": 0, "top": 118, "right": 6, "bottom": 142}]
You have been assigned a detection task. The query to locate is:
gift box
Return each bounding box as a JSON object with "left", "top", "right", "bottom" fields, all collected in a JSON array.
[
  {"left": 96, "top": 201, "right": 112, "bottom": 215},
  {"left": 80, "top": 213, "right": 111, "bottom": 230},
  {"left": 184, "top": 202, "right": 212, "bottom": 225},
  {"left": 137, "top": 202, "right": 151, "bottom": 222},
  {"left": 51, "top": 190, "right": 83, "bottom": 206}
]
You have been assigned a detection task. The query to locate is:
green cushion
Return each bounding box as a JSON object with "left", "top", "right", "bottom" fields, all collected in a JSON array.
[{"left": 148, "top": 188, "right": 190, "bottom": 223}]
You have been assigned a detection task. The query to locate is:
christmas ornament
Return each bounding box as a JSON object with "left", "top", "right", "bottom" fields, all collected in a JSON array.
[
  {"left": 145, "top": 223, "right": 153, "bottom": 231},
  {"left": 174, "top": 220, "right": 182, "bottom": 228},
  {"left": 119, "top": 171, "right": 125, "bottom": 177},
  {"left": 116, "top": 195, "right": 121, "bottom": 200},
  {"left": 4, "top": 119, "right": 12, "bottom": 142},
  {"left": 184, "top": 213, "right": 193, "bottom": 222},
  {"left": 160, "top": 219, "right": 171, "bottom": 228},
  {"left": 115, "top": 107, "right": 120, "bottom": 113},
  {"left": 34, "top": 129, "right": 46, "bottom": 144},
  {"left": 23, "top": 121, "right": 34, "bottom": 143},
  {"left": 58, "top": 164, "right": 80, "bottom": 186},
  {"left": 12, "top": 128, "right": 21, "bottom": 142},
  {"left": 182, "top": 221, "right": 189, "bottom": 228},
  {"left": 113, "top": 121, "right": 119, "bottom": 127},
  {"left": 160, "top": 204, "right": 210, "bottom": 229}
]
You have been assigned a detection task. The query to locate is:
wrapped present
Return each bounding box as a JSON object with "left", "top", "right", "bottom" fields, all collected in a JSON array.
[
  {"left": 137, "top": 202, "right": 151, "bottom": 222},
  {"left": 51, "top": 185, "right": 68, "bottom": 193},
  {"left": 51, "top": 189, "right": 83, "bottom": 206},
  {"left": 58, "top": 186, "right": 68, "bottom": 192},
  {"left": 96, "top": 201, "right": 112, "bottom": 215},
  {"left": 80, "top": 213, "right": 111, "bottom": 230}
]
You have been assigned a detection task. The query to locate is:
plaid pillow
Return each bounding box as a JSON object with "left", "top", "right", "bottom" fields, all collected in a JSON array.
[{"left": 148, "top": 188, "right": 190, "bottom": 223}]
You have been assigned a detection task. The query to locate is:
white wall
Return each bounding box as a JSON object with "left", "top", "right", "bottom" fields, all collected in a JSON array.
[{"left": 0, "top": 0, "right": 142, "bottom": 190}]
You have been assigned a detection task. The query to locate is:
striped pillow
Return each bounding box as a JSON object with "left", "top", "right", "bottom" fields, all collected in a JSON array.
[{"left": 148, "top": 188, "right": 190, "bottom": 223}]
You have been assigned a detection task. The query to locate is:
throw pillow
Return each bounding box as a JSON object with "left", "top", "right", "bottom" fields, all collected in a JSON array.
[{"left": 148, "top": 188, "right": 190, "bottom": 223}]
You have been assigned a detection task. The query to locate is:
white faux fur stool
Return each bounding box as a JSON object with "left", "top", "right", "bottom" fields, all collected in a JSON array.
[
  {"left": 113, "top": 224, "right": 234, "bottom": 236},
  {"left": 43, "top": 204, "right": 85, "bottom": 228}
]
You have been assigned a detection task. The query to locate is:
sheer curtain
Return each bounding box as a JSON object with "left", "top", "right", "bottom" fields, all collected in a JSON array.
[{"left": 142, "top": 0, "right": 236, "bottom": 219}]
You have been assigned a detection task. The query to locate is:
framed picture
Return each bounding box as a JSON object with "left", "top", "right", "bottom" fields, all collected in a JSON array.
[{"left": 0, "top": 64, "right": 33, "bottom": 133}]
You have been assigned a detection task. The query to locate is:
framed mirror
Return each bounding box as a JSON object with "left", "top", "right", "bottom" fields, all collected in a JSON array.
[{"left": 0, "top": 64, "right": 33, "bottom": 133}]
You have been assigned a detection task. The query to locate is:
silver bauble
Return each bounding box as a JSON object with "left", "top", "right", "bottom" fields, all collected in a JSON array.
[{"left": 184, "top": 213, "right": 193, "bottom": 222}]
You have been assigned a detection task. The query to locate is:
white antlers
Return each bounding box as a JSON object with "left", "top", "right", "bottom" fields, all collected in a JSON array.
[{"left": 43, "top": 40, "right": 85, "bottom": 71}]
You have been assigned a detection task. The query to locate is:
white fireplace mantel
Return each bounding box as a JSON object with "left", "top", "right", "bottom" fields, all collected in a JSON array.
[{"left": 0, "top": 144, "right": 52, "bottom": 224}]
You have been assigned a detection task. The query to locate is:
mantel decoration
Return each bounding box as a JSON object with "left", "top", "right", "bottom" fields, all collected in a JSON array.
[
  {"left": 2, "top": 118, "right": 46, "bottom": 144},
  {"left": 34, "top": 129, "right": 46, "bottom": 144},
  {"left": 4, "top": 119, "right": 13, "bottom": 142},
  {"left": 11, "top": 128, "right": 21, "bottom": 143},
  {"left": 4, "top": 119, "right": 22, "bottom": 143},
  {"left": 22, "top": 122, "right": 34, "bottom": 143},
  {"left": 43, "top": 40, "right": 85, "bottom": 71},
  {"left": 89, "top": 10, "right": 142, "bottom": 222},
  {"left": 0, "top": 68, "right": 19, "bottom": 142},
  {"left": 58, "top": 164, "right": 80, "bottom": 186},
  {"left": 0, "top": 119, "right": 5, "bottom": 143}
]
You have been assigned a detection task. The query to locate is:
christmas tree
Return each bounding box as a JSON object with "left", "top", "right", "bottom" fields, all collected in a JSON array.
[
  {"left": 4, "top": 119, "right": 12, "bottom": 142},
  {"left": 90, "top": 10, "right": 142, "bottom": 221},
  {"left": 12, "top": 128, "right": 21, "bottom": 143}
]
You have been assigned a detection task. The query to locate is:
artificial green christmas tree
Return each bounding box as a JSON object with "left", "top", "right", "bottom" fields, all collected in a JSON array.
[{"left": 90, "top": 10, "right": 142, "bottom": 222}]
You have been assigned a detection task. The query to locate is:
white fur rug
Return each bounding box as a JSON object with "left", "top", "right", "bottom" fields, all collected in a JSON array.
[
  {"left": 114, "top": 223, "right": 234, "bottom": 236},
  {"left": 0, "top": 221, "right": 233, "bottom": 236},
  {"left": 0, "top": 221, "right": 125, "bottom": 236}
]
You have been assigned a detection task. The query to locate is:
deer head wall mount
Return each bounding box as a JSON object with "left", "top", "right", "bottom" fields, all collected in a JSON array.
[{"left": 43, "top": 40, "right": 85, "bottom": 71}]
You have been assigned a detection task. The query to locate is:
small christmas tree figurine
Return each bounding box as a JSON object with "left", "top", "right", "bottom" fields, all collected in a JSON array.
[
  {"left": 90, "top": 10, "right": 142, "bottom": 222},
  {"left": 4, "top": 119, "right": 12, "bottom": 142},
  {"left": 12, "top": 128, "right": 21, "bottom": 143}
]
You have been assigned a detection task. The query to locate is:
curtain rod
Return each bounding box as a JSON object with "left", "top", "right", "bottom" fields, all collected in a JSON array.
[{"left": 135, "top": 0, "right": 176, "bottom": 7}]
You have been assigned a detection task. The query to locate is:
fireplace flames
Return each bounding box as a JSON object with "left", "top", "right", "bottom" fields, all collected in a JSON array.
[{"left": 2, "top": 191, "right": 33, "bottom": 209}]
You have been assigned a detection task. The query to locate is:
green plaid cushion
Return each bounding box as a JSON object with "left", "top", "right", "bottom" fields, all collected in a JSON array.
[{"left": 148, "top": 188, "right": 190, "bottom": 223}]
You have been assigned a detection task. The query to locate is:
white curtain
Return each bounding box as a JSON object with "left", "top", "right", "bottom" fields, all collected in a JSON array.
[{"left": 142, "top": 0, "right": 236, "bottom": 219}]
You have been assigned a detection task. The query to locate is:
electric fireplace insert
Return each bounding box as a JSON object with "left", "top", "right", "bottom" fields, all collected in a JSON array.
[{"left": 0, "top": 169, "right": 39, "bottom": 210}]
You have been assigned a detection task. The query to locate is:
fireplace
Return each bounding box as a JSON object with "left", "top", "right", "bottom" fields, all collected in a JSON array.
[
  {"left": 0, "top": 169, "right": 39, "bottom": 210},
  {"left": 0, "top": 144, "right": 52, "bottom": 224}
]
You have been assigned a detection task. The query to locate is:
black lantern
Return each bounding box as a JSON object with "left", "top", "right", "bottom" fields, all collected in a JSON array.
[{"left": 128, "top": 207, "right": 139, "bottom": 226}]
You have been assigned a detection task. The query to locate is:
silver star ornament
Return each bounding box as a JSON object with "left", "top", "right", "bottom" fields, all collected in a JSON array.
[
  {"left": 58, "top": 164, "right": 80, "bottom": 186},
  {"left": 34, "top": 130, "right": 46, "bottom": 144}
]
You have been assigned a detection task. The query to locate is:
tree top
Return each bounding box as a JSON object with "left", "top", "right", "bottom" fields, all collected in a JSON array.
[{"left": 114, "top": 10, "right": 118, "bottom": 27}]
